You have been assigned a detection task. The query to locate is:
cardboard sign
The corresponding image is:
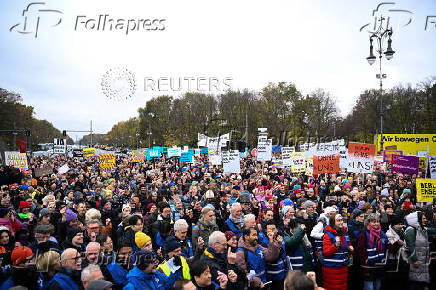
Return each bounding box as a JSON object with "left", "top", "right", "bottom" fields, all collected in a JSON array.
[
  {"left": 53, "top": 138, "right": 66, "bottom": 154},
  {"left": 305, "top": 156, "right": 313, "bottom": 176},
  {"left": 257, "top": 138, "right": 272, "bottom": 161},
  {"left": 383, "top": 150, "right": 403, "bottom": 163},
  {"left": 291, "top": 152, "right": 306, "bottom": 173},
  {"left": 4, "top": 152, "right": 28, "bottom": 170},
  {"left": 223, "top": 150, "right": 241, "bottom": 174},
  {"left": 83, "top": 148, "right": 96, "bottom": 157},
  {"left": 313, "top": 154, "right": 340, "bottom": 175},
  {"left": 58, "top": 164, "right": 70, "bottom": 174},
  {"left": 180, "top": 151, "right": 193, "bottom": 163},
  {"left": 416, "top": 178, "right": 436, "bottom": 202},
  {"left": 347, "top": 142, "right": 376, "bottom": 173},
  {"left": 391, "top": 155, "right": 419, "bottom": 175},
  {"left": 281, "top": 147, "right": 294, "bottom": 167},
  {"left": 34, "top": 165, "right": 53, "bottom": 177}
]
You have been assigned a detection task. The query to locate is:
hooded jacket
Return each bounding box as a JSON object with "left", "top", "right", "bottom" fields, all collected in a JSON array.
[{"left": 123, "top": 266, "right": 174, "bottom": 290}]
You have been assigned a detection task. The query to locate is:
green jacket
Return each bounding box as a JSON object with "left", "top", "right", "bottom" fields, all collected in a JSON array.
[{"left": 284, "top": 227, "right": 314, "bottom": 272}]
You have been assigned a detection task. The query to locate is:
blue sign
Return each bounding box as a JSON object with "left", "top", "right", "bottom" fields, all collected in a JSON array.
[
  {"left": 147, "top": 148, "right": 162, "bottom": 161},
  {"left": 200, "top": 147, "right": 209, "bottom": 154},
  {"left": 180, "top": 152, "right": 193, "bottom": 163}
]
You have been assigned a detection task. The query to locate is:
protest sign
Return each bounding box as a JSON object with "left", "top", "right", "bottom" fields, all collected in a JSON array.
[
  {"left": 53, "top": 138, "right": 66, "bottom": 154},
  {"left": 347, "top": 142, "right": 376, "bottom": 173},
  {"left": 194, "top": 149, "right": 200, "bottom": 157},
  {"left": 416, "top": 178, "right": 436, "bottom": 202},
  {"left": 281, "top": 147, "right": 294, "bottom": 167},
  {"left": 339, "top": 147, "right": 348, "bottom": 168},
  {"left": 208, "top": 149, "right": 222, "bottom": 165},
  {"left": 34, "top": 165, "right": 53, "bottom": 177},
  {"left": 305, "top": 156, "right": 313, "bottom": 176},
  {"left": 167, "top": 148, "right": 182, "bottom": 158},
  {"left": 58, "top": 164, "right": 70, "bottom": 174},
  {"left": 223, "top": 150, "right": 241, "bottom": 174},
  {"left": 83, "top": 148, "right": 95, "bottom": 157},
  {"left": 429, "top": 156, "right": 436, "bottom": 179},
  {"left": 72, "top": 149, "right": 83, "bottom": 157},
  {"left": 376, "top": 134, "right": 436, "bottom": 156},
  {"left": 4, "top": 152, "right": 28, "bottom": 170},
  {"left": 100, "top": 154, "right": 116, "bottom": 172},
  {"left": 383, "top": 150, "right": 403, "bottom": 163},
  {"left": 419, "top": 157, "right": 427, "bottom": 172},
  {"left": 257, "top": 138, "right": 272, "bottom": 161},
  {"left": 291, "top": 152, "right": 306, "bottom": 173},
  {"left": 391, "top": 155, "right": 419, "bottom": 175},
  {"left": 146, "top": 148, "right": 162, "bottom": 161},
  {"left": 180, "top": 151, "right": 194, "bottom": 163},
  {"left": 313, "top": 154, "right": 340, "bottom": 175},
  {"left": 198, "top": 133, "right": 208, "bottom": 147},
  {"left": 131, "top": 150, "right": 144, "bottom": 162}
]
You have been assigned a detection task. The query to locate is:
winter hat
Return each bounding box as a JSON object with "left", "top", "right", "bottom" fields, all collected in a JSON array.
[
  {"left": 135, "top": 232, "right": 151, "bottom": 248},
  {"left": 67, "top": 226, "right": 82, "bottom": 241},
  {"left": 381, "top": 188, "right": 389, "bottom": 197},
  {"left": 324, "top": 207, "right": 336, "bottom": 216},
  {"left": 282, "top": 206, "right": 292, "bottom": 216},
  {"left": 303, "top": 200, "right": 315, "bottom": 209},
  {"left": 11, "top": 246, "right": 33, "bottom": 266},
  {"left": 87, "top": 280, "right": 113, "bottom": 290},
  {"left": 390, "top": 214, "right": 403, "bottom": 226},
  {"left": 283, "top": 198, "right": 294, "bottom": 206},
  {"left": 19, "top": 201, "right": 31, "bottom": 209},
  {"left": 65, "top": 208, "right": 77, "bottom": 222},
  {"left": 163, "top": 236, "right": 181, "bottom": 254},
  {"left": 225, "top": 231, "right": 236, "bottom": 241},
  {"left": 358, "top": 201, "right": 366, "bottom": 210},
  {"left": 352, "top": 209, "right": 362, "bottom": 220},
  {"left": 39, "top": 208, "right": 51, "bottom": 219},
  {"left": 122, "top": 204, "right": 131, "bottom": 212}
]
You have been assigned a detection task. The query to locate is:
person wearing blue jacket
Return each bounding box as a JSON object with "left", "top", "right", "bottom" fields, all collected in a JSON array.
[{"left": 124, "top": 250, "right": 176, "bottom": 290}]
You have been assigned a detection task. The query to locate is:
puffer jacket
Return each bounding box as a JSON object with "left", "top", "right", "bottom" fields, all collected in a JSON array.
[{"left": 405, "top": 212, "right": 430, "bottom": 283}]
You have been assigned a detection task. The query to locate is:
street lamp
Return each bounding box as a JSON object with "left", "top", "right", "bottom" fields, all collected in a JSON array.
[{"left": 366, "top": 16, "right": 395, "bottom": 152}]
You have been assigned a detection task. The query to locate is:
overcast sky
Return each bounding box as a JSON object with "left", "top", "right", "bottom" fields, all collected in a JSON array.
[{"left": 1, "top": 0, "right": 435, "bottom": 140}]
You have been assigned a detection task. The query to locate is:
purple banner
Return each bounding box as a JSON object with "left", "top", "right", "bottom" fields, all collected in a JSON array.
[{"left": 391, "top": 155, "right": 419, "bottom": 175}]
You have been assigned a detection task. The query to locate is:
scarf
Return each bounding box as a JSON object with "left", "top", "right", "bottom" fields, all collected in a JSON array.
[
  {"left": 18, "top": 212, "right": 31, "bottom": 220},
  {"left": 229, "top": 214, "right": 244, "bottom": 229},
  {"left": 367, "top": 225, "right": 382, "bottom": 252}
]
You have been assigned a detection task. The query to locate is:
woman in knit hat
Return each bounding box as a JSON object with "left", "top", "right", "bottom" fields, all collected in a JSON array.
[{"left": 135, "top": 232, "right": 152, "bottom": 251}]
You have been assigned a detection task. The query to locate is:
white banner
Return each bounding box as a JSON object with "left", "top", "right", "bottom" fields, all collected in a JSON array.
[
  {"left": 223, "top": 150, "right": 241, "bottom": 174},
  {"left": 167, "top": 147, "right": 182, "bottom": 158}
]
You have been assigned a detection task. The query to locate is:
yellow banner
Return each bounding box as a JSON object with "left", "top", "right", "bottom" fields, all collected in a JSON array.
[
  {"left": 416, "top": 178, "right": 436, "bottom": 203},
  {"left": 83, "top": 148, "right": 95, "bottom": 157},
  {"left": 375, "top": 134, "right": 436, "bottom": 156}
]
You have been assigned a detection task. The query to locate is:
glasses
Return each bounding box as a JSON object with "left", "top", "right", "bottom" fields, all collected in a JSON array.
[{"left": 66, "top": 255, "right": 82, "bottom": 261}]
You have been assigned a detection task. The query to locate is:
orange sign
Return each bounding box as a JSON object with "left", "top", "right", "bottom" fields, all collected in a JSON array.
[
  {"left": 313, "top": 154, "right": 340, "bottom": 175},
  {"left": 348, "top": 142, "right": 376, "bottom": 159}
]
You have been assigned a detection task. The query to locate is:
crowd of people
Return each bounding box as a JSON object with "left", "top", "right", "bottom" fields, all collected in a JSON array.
[{"left": 0, "top": 151, "right": 434, "bottom": 290}]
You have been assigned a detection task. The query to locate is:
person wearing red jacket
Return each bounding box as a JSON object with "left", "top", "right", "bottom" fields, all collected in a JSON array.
[{"left": 321, "top": 214, "right": 354, "bottom": 290}]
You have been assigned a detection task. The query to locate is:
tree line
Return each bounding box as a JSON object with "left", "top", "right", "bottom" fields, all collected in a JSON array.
[
  {"left": 0, "top": 88, "right": 73, "bottom": 151},
  {"left": 104, "top": 78, "right": 436, "bottom": 148}
]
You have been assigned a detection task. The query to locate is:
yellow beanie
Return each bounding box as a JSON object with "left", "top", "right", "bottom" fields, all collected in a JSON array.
[{"left": 135, "top": 232, "right": 151, "bottom": 248}]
